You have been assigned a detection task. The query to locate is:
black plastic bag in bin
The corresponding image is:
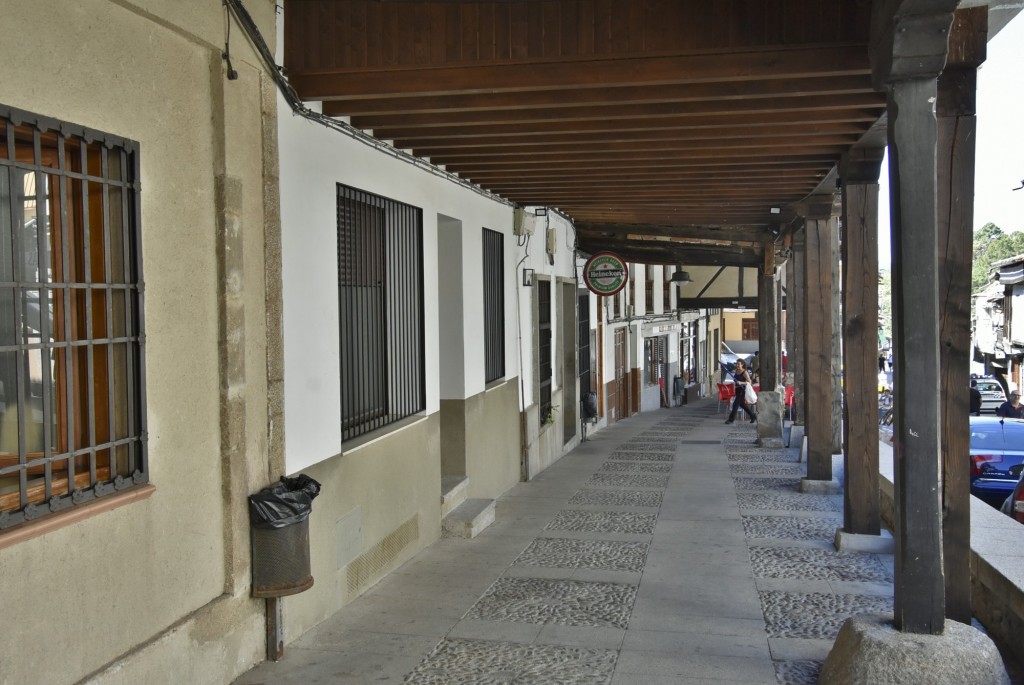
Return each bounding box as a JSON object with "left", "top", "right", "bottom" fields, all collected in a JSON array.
[{"left": 249, "top": 474, "right": 321, "bottom": 529}]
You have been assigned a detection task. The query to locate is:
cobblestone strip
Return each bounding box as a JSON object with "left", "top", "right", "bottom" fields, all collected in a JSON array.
[
  {"left": 403, "top": 638, "right": 617, "bottom": 685},
  {"left": 467, "top": 577, "right": 637, "bottom": 629},
  {"left": 514, "top": 537, "right": 649, "bottom": 573},
  {"left": 568, "top": 489, "right": 663, "bottom": 508},
  {"left": 724, "top": 434, "right": 892, "bottom": 685}
]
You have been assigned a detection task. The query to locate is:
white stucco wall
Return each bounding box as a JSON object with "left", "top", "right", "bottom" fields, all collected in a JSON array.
[{"left": 277, "top": 106, "right": 515, "bottom": 473}]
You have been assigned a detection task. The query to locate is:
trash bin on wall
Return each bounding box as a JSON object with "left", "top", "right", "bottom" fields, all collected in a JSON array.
[{"left": 249, "top": 474, "right": 321, "bottom": 598}]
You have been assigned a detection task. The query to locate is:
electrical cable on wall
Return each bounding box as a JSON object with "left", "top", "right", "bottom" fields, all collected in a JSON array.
[{"left": 221, "top": 0, "right": 511, "bottom": 208}]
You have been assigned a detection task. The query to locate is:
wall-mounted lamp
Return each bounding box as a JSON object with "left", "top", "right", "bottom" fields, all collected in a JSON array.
[
  {"left": 522, "top": 268, "right": 535, "bottom": 287},
  {"left": 769, "top": 207, "right": 781, "bottom": 215},
  {"left": 534, "top": 207, "right": 548, "bottom": 216},
  {"left": 669, "top": 269, "right": 692, "bottom": 284}
]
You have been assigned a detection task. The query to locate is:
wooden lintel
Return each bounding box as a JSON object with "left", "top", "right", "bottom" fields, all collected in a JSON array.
[
  {"left": 840, "top": 146, "right": 886, "bottom": 185},
  {"left": 291, "top": 46, "right": 873, "bottom": 100},
  {"left": 946, "top": 6, "right": 988, "bottom": 69},
  {"left": 793, "top": 194, "right": 839, "bottom": 220},
  {"left": 677, "top": 297, "right": 760, "bottom": 309},
  {"left": 579, "top": 238, "right": 762, "bottom": 267},
  {"left": 576, "top": 222, "right": 773, "bottom": 244},
  {"left": 870, "top": 1, "right": 958, "bottom": 87}
]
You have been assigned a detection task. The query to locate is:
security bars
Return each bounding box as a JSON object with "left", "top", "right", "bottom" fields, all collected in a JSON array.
[
  {"left": 538, "top": 279, "right": 552, "bottom": 424},
  {"left": 337, "top": 184, "right": 424, "bottom": 442},
  {"left": 482, "top": 227, "right": 504, "bottom": 384},
  {"left": 0, "top": 105, "right": 147, "bottom": 529}
]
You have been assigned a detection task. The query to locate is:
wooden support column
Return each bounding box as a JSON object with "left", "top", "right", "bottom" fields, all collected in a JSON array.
[
  {"left": 937, "top": 7, "right": 986, "bottom": 625},
  {"left": 840, "top": 148, "right": 885, "bottom": 536},
  {"left": 791, "top": 232, "right": 806, "bottom": 425},
  {"left": 871, "top": 0, "right": 957, "bottom": 635},
  {"left": 758, "top": 247, "right": 780, "bottom": 392},
  {"left": 830, "top": 213, "right": 843, "bottom": 455},
  {"left": 799, "top": 196, "right": 837, "bottom": 481}
]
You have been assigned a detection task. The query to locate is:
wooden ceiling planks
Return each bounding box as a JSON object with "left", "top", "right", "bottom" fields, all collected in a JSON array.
[{"left": 284, "top": 0, "right": 881, "bottom": 265}]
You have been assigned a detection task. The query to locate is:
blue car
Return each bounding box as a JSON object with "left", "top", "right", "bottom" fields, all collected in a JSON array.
[{"left": 970, "top": 416, "right": 1024, "bottom": 507}]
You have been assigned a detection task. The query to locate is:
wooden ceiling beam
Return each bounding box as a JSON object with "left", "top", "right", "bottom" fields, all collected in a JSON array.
[
  {"left": 449, "top": 155, "right": 838, "bottom": 174},
  {"left": 432, "top": 145, "right": 848, "bottom": 167},
  {"left": 321, "top": 75, "right": 876, "bottom": 116},
  {"left": 576, "top": 223, "right": 774, "bottom": 243},
  {"left": 565, "top": 208, "right": 796, "bottom": 223},
  {"left": 392, "top": 122, "right": 870, "bottom": 150},
  {"left": 290, "top": 45, "right": 872, "bottom": 99},
  {"left": 412, "top": 134, "right": 859, "bottom": 158},
  {"left": 576, "top": 238, "right": 764, "bottom": 267},
  {"left": 348, "top": 93, "right": 884, "bottom": 129},
  {"left": 462, "top": 164, "right": 833, "bottom": 178},
  {"left": 367, "top": 109, "right": 882, "bottom": 141}
]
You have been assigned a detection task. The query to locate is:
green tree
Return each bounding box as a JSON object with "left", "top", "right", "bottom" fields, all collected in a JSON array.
[{"left": 972, "top": 222, "right": 1024, "bottom": 293}]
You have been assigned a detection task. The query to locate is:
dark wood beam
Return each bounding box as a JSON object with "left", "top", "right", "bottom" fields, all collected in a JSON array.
[
  {"left": 349, "top": 93, "right": 884, "bottom": 130},
  {"left": 839, "top": 149, "right": 883, "bottom": 540},
  {"left": 803, "top": 216, "right": 835, "bottom": 481},
  {"left": 431, "top": 145, "right": 850, "bottom": 167},
  {"left": 368, "top": 108, "right": 883, "bottom": 141},
  {"left": 677, "top": 297, "right": 759, "bottom": 309},
  {"left": 578, "top": 238, "right": 762, "bottom": 267},
  {"left": 937, "top": 5, "right": 986, "bottom": 626},
  {"left": 322, "top": 75, "right": 877, "bottom": 115},
  {"left": 462, "top": 162, "right": 834, "bottom": 181},
  {"left": 576, "top": 222, "right": 774, "bottom": 244},
  {"left": 450, "top": 154, "right": 840, "bottom": 174},
  {"left": 413, "top": 135, "right": 860, "bottom": 158},
  {"left": 292, "top": 45, "right": 873, "bottom": 99},
  {"left": 391, "top": 122, "right": 871, "bottom": 151}
]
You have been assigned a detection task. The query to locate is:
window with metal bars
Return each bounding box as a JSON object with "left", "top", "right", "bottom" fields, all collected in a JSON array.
[
  {"left": 482, "top": 228, "right": 504, "bottom": 384},
  {"left": 646, "top": 336, "right": 666, "bottom": 385},
  {"left": 577, "top": 293, "right": 590, "bottom": 397},
  {"left": 337, "top": 184, "right": 424, "bottom": 442},
  {"left": 0, "top": 105, "right": 146, "bottom": 529},
  {"left": 538, "top": 279, "right": 552, "bottom": 424}
]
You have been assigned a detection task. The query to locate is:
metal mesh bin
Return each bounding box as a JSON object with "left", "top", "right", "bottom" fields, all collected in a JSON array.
[{"left": 249, "top": 475, "right": 321, "bottom": 598}]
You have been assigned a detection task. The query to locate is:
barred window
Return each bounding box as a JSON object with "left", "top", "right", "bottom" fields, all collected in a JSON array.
[
  {"left": 646, "top": 336, "right": 666, "bottom": 385},
  {"left": 482, "top": 228, "right": 504, "bottom": 384},
  {"left": 337, "top": 185, "right": 424, "bottom": 442},
  {"left": 0, "top": 105, "right": 146, "bottom": 529},
  {"left": 538, "top": 279, "right": 552, "bottom": 424}
]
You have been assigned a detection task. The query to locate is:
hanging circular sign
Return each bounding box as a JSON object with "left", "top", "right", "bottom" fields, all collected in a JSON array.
[{"left": 583, "top": 251, "right": 629, "bottom": 296}]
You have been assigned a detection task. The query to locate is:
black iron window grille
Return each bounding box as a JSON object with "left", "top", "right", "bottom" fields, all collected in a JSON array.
[
  {"left": 337, "top": 184, "right": 424, "bottom": 442},
  {"left": 538, "top": 279, "right": 552, "bottom": 424},
  {"left": 577, "top": 293, "right": 590, "bottom": 398},
  {"left": 646, "top": 336, "right": 666, "bottom": 385},
  {"left": 0, "top": 105, "right": 147, "bottom": 529},
  {"left": 482, "top": 228, "right": 504, "bottom": 384}
]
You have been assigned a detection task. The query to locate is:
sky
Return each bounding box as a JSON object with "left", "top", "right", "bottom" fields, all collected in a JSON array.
[{"left": 877, "top": 12, "right": 1024, "bottom": 267}]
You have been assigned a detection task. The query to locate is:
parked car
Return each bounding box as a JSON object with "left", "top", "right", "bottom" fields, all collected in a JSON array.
[
  {"left": 974, "top": 378, "right": 1005, "bottom": 413},
  {"left": 1001, "top": 476, "right": 1024, "bottom": 524},
  {"left": 969, "top": 416, "right": 1024, "bottom": 508}
]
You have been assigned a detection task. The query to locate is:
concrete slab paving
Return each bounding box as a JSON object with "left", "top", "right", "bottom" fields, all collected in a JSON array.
[{"left": 233, "top": 398, "right": 1017, "bottom": 685}]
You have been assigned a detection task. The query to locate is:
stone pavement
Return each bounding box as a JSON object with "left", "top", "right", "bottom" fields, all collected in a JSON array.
[{"left": 234, "top": 398, "right": 897, "bottom": 685}]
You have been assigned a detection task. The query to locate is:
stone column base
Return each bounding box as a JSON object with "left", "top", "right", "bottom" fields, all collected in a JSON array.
[
  {"left": 821, "top": 613, "right": 1010, "bottom": 685},
  {"left": 799, "top": 477, "right": 841, "bottom": 495},
  {"left": 834, "top": 529, "right": 894, "bottom": 554}
]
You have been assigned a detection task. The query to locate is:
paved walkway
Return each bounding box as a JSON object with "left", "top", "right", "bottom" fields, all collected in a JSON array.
[{"left": 233, "top": 398, "right": 920, "bottom": 684}]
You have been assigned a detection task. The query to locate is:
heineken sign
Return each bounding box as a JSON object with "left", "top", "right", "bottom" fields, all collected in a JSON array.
[{"left": 583, "top": 252, "right": 629, "bottom": 296}]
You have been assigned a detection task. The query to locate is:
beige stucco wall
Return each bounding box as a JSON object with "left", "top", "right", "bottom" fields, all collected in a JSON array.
[
  {"left": 0, "top": 2, "right": 278, "bottom": 684},
  {"left": 440, "top": 379, "right": 521, "bottom": 497},
  {"left": 464, "top": 379, "right": 522, "bottom": 498},
  {"left": 282, "top": 415, "right": 443, "bottom": 635}
]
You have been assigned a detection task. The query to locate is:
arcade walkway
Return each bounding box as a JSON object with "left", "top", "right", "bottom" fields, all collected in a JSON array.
[{"left": 233, "top": 398, "right": 1005, "bottom": 684}]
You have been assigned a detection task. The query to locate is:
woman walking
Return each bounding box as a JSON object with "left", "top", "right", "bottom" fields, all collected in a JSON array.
[{"left": 725, "top": 359, "right": 758, "bottom": 424}]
